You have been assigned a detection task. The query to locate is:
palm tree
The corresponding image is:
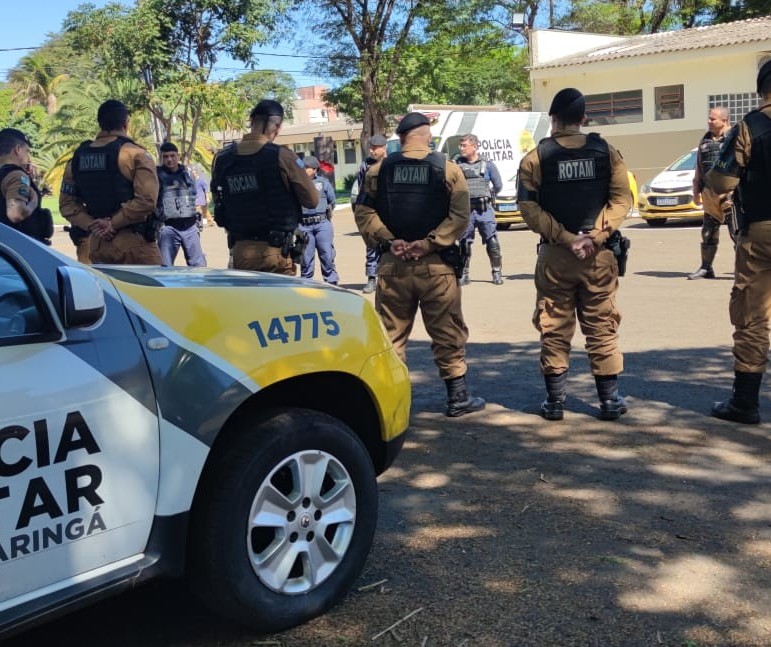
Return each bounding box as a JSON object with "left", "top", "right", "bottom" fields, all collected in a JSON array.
[{"left": 8, "top": 51, "right": 69, "bottom": 115}]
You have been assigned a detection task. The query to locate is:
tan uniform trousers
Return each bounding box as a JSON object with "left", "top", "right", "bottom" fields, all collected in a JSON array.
[
  {"left": 533, "top": 244, "right": 622, "bottom": 376},
  {"left": 75, "top": 238, "right": 91, "bottom": 264},
  {"left": 730, "top": 220, "right": 771, "bottom": 373},
  {"left": 89, "top": 229, "right": 161, "bottom": 265},
  {"left": 232, "top": 240, "right": 295, "bottom": 275},
  {"left": 375, "top": 252, "right": 468, "bottom": 380}
]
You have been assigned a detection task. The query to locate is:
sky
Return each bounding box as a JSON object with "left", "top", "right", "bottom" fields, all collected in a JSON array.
[{"left": 0, "top": 0, "right": 328, "bottom": 88}]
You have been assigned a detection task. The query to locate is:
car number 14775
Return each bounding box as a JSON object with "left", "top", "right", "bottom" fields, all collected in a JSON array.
[{"left": 248, "top": 311, "right": 340, "bottom": 347}]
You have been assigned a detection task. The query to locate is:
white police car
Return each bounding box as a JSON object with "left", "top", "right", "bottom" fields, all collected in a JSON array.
[{"left": 0, "top": 223, "right": 411, "bottom": 637}]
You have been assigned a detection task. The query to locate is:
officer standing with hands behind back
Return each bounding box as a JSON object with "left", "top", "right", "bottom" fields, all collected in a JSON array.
[
  {"left": 354, "top": 134, "right": 388, "bottom": 294},
  {"left": 210, "top": 99, "right": 318, "bottom": 274},
  {"left": 355, "top": 112, "right": 485, "bottom": 418},
  {"left": 60, "top": 100, "right": 162, "bottom": 264},
  {"left": 518, "top": 88, "right": 632, "bottom": 421},
  {"left": 706, "top": 61, "right": 771, "bottom": 424}
]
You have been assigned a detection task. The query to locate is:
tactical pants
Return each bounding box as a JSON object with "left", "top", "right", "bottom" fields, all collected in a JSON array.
[
  {"left": 533, "top": 244, "right": 622, "bottom": 376},
  {"left": 300, "top": 219, "right": 339, "bottom": 284},
  {"left": 730, "top": 221, "right": 771, "bottom": 373},
  {"left": 365, "top": 245, "right": 381, "bottom": 278},
  {"left": 75, "top": 238, "right": 90, "bottom": 264},
  {"left": 158, "top": 223, "right": 207, "bottom": 267},
  {"left": 462, "top": 206, "right": 497, "bottom": 244},
  {"left": 89, "top": 229, "right": 161, "bottom": 265},
  {"left": 375, "top": 252, "right": 469, "bottom": 380},
  {"left": 232, "top": 240, "right": 295, "bottom": 275}
]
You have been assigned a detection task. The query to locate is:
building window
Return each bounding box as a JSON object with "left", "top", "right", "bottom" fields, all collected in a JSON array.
[
  {"left": 584, "top": 90, "right": 643, "bottom": 126},
  {"left": 655, "top": 85, "right": 684, "bottom": 120},
  {"left": 343, "top": 140, "right": 357, "bottom": 164},
  {"left": 708, "top": 93, "right": 762, "bottom": 125}
]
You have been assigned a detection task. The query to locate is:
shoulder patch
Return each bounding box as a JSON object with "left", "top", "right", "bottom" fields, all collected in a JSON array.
[
  {"left": 19, "top": 174, "right": 30, "bottom": 186},
  {"left": 296, "top": 157, "right": 306, "bottom": 168}
]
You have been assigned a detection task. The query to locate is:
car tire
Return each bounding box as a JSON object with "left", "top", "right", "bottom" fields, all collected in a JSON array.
[
  {"left": 496, "top": 223, "right": 512, "bottom": 231},
  {"left": 646, "top": 218, "right": 667, "bottom": 227},
  {"left": 188, "top": 408, "right": 378, "bottom": 633}
]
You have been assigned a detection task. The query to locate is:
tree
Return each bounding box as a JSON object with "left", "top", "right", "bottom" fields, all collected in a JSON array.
[
  {"left": 8, "top": 49, "right": 69, "bottom": 115},
  {"left": 64, "top": 0, "right": 292, "bottom": 161}
]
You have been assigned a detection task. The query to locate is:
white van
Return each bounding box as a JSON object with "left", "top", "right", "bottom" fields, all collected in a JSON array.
[{"left": 386, "top": 107, "right": 551, "bottom": 229}]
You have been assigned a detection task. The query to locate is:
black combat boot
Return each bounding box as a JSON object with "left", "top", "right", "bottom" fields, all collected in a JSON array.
[
  {"left": 711, "top": 371, "right": 762, "bottom": 424},
  {"left": 541, "top": 371, "right": 567, "bottom": 420},
  {"left": 445, "top": 376, "right": 486, "bottom": 417},
  {"left": 595, "top": 374, "right": 628, "bottom": 421},
  {"left": 688, "top": 243, "right": 717, "bottom": 279},
  {"left": 486, "top": 236, "right": 504, "bottom": 285}
]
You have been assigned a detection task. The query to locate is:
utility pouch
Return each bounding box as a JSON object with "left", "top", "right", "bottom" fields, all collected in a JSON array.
[
  {"left": 605, "top": 230, "right": 631, "bottom": 277},
  {"left": 268, "top": 229, "right": 288, "bottom": 249},
  {"left": 290, "top": 228, "right": 309, "bottom": 264},
  {"left": 438, "top": 243, "right": 463, "bottom": 279}
]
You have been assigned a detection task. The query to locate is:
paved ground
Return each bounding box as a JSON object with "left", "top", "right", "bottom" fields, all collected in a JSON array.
[{"left": 15, "top": 210, "right": 771, "bottom": 647}]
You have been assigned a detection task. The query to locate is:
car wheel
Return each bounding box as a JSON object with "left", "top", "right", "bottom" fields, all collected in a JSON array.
[
  {"left": 188, "top": 408, "right": 378, "bottom": 633},
  {"left": 496, "top": 223, "right": 511, "bottom": 231},
  {"left": 646, "top": 218, "right": 667, "bottom": 227}
]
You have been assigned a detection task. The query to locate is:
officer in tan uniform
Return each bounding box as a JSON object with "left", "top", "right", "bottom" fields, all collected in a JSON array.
[
  {"left": 59, "top": 99, "right": 161, "bottom": 264},
  {"left": 355, "top": 112, "right": 485, "bottom": 417},
  {"left": 518, "top": 88, "right": 632, "bottom": 421},
  {"left": 688, "top": 106, "right": 734, "bottom": 280},
  {"left": 0, "top": 128, "right": 53, "bottom": 245},
  {"left": 210, "top": 99, "right": 318, "bottom": 274},
  {"left": 706, "top": 60, "right": 771, "bottom": 424}
]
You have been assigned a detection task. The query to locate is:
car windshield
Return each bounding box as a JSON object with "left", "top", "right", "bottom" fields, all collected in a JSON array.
[{"left": 667, "top": 150, "right": 697, "bottom": 172}]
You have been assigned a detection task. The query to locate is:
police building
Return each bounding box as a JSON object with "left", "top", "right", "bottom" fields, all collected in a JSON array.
[{"left": 528, "top": 16, "right": 771, "bottom": 183}]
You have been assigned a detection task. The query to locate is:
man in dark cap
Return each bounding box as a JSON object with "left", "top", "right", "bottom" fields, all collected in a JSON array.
[
  {"left": 705, "top": 60, "right": 771, "bottom": 424},
  {"left": 298, "top": 155, "right": 339, "bottom": 284},
  {"left": 156, "top": 141, "right": 206, "bottom": 267},
  {"left": 355, "top": 112, "right": 485, "bottom": 417},
  {"left": 60, "top": 99, "right": 162, "bottom": 264},
  {"left": 0, "top": 128, "right": 53, "bottom": 245},
  {"left": 210, "top": 98, "right": 318, "bottom": 274},
  {"left": 518, "top": 88, "right": 632, "bottom": 421},
  {"left": 352, "top": 133, "right": 388, "bottom": 293}
]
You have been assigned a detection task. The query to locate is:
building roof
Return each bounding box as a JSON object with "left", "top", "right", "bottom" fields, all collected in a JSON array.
[{"left": 534, "top": 16, "right": 771, "bottom": 69}]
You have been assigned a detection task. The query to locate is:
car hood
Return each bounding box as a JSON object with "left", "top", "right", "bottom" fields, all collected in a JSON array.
[{"left": 649, "top": 169, "right": 694, "bottom": 190}]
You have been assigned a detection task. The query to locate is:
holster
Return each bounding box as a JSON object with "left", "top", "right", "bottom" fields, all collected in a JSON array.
[
  {"left": 604, "top": 230, "right": 631, "bottom": 277},
  {"left": 290, "top": 228, "right": 308, "bottom": 263},
  {"left": 438, "top": 243, "right": 463, "bottom": 279},
  {"left": 137, "top": 212, "right": 162, "bottom": 243}
]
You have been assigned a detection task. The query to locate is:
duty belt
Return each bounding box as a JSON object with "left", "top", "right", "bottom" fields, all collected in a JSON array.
[
  {"left": 300, "top": 213, "right": 327, "bottom": 225},
  {"left": 165, "top": 216, "right": 198, "bottom": 230},
  {"left": 470, "top": 197, "right": 490, "bottom": 211}
]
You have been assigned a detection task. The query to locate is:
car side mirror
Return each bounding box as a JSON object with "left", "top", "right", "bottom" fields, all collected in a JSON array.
[{"left": 57, "top": 266, "right": 106, "bottom": 328}]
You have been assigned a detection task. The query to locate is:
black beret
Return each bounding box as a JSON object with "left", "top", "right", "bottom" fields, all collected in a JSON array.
[
  {"left": 250, "top": 99, "right": 285, "bottom": 119},
  {"left": 0, "top": 128, "right": 31, "bottom": 146},
  {"left": 395, "top": 112, "right": 431, "bottom": 135},
  {"left": 304, "top": 155, "right": 319, "bottom": 169},
  {"left": 548, "top": 88, "right": 585, "bottom": 119},
  {"left": 758, "top": 60, "right": 771, "bottom": 95},
  {"left": 369, "top": 134, "right": 387, "bottom": 146}
]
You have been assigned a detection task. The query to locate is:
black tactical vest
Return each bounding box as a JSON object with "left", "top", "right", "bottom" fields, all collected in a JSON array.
[
  {"left": 302, "top": 175, "right": 328, "bottom": 216},
  {"left": 157, "top": 165, "right": 197, "bottom": 221},
  {"left": 738, "top": 110, "right": 771, "bottom": 223},
  {"left": 537, "top": 134, "right": 611, "bottom": 234},
  {"left": 0, "top": 165, "right": 53, "bottom": 242},
  {"left": 374, "top": 152, "right": 449, "bottom": 241},
  {"left": 456, "top": 159, "right": 491, "bottom": 200},
  {"left": 212, "top": 143, "right": 300, "bottom": 236},
  {"left": 698, "top": 132, "right": 725, "bottom": 177},
  {"left": 72, "top": 137, "right": 135, "bottom": 218}
]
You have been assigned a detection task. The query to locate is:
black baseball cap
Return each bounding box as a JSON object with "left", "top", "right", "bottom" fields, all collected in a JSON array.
[
  {"left": 369, "top": 134, "right": 387, "bottom": 146},
  {"left": 395, "top": 112, "right": 431, "bottom": 134},
  {"left": 250, "top": 99, "right": 285, "bottom": 120},
  {"left": 0, "top": 128, "right": 32, "bottom": 147},
  {"left": 758, "top": 60, "right": 771, "bottom": 94}
]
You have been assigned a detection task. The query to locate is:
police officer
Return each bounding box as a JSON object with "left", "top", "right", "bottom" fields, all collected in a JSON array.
[
  {"left": 706, "top": 60, "right": 771, "bottom": 424},
  {"left": 455, "top": 133, "right": 504, "bottom": 286},
  {"left": 299, "top": 155, "right": 339, "bottom": 284},
  {"left": 355, "top": 112, "right": 485, "bottom": 417},
  {"left": 689, "top": 106, "right": 735, "bottom": 280},
  {"left": 59, "top": 99, "right": 162, "bottom": 265},
  {"left": 210, "top": 99, "right": 318, "bottom": 274},
  {"left": 0, "top": 128, "right": 53, "bottom": 245},
  {"left": 156, "top": 142, "right": 206, "bottom": 267},
  {"left": 518, "top": 88, "right": 632, "bottom": 421},
  {"left": 353, "top": 134, "right": 388, "bottom": 294}
]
